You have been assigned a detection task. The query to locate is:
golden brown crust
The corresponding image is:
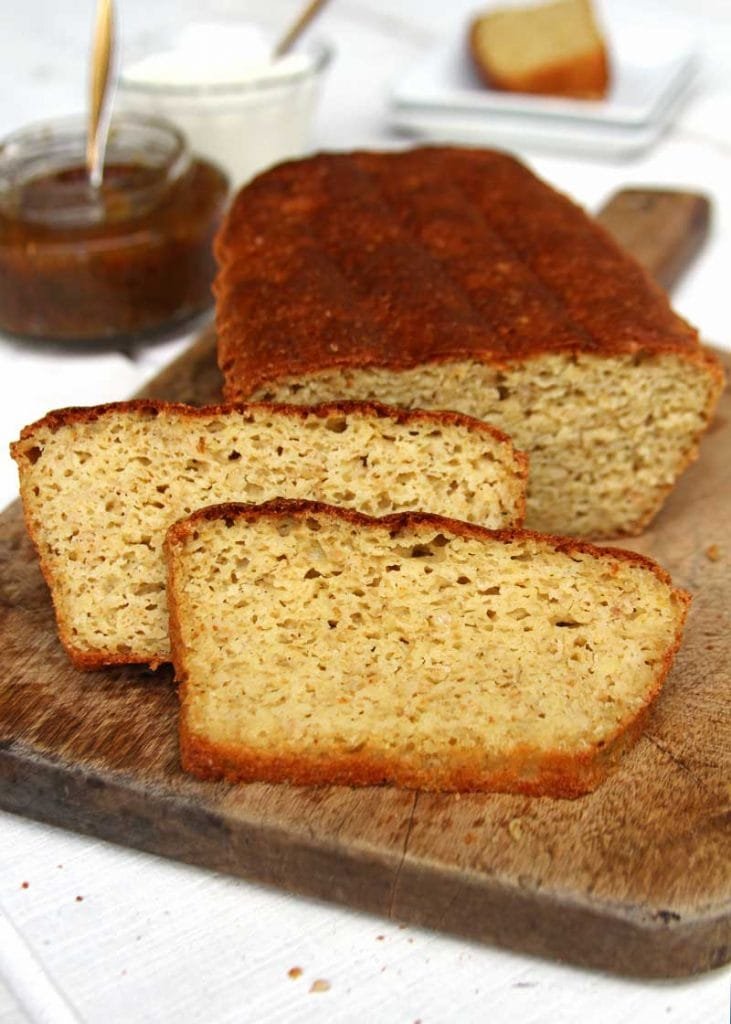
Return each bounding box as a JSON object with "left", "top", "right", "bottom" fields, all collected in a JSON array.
[
  {"left": 11, "top": 396, "right": 521, "bottom": 458},
  {"left": 179, "top": 730, "right": 606, "bottom": 797},
  {"left": 214, "top": 147, "right": 719, "bottom": 402},
  {"left": 166, "top": 496, "right": 688, "bottom": 592},
  {"left": 169, "top": 498, "right": 690, "bottom": 796},
  {"left": 468, "top": 18, "right": 610, "bottom": 100},
  {"left": 178, "top": 701, "right": 660, "bottom": 797}
]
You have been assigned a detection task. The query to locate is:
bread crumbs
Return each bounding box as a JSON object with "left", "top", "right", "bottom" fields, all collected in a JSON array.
[
  {"left": 309, "top": 979, "right": 331, "bottom": 993},
  {"left": 706, "top": 544, "right": 722, "bottom": 562},
  {"left": 508, "top": 817, "right": 525, "bottom": 841},
  {"left": 288, "top": 967, "right": 303, "bottom": 980}
]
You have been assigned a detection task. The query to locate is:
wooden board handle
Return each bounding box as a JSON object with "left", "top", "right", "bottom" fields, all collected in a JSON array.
[{"left": 596, "top": 188, "right": 711, "bottom": 293}]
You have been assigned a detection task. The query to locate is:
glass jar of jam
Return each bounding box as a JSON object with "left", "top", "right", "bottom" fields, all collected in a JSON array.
[{"left": 0, "top": 115, "right": 229, "bottom": 342}]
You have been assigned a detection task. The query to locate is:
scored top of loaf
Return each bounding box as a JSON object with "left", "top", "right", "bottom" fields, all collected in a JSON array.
[{"left": 214, "top": 146, "right": 711, "bottom": 400}]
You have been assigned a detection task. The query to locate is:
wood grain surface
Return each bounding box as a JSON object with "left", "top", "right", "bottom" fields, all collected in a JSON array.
[
  {"left": 597, "top": 188, "right": 711, "bottom": 292},
  {"left": 0, "top": 190, "right": 729, "bottom": 978}
]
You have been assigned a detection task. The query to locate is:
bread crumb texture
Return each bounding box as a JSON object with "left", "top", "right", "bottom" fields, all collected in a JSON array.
[
  {"left": 168, "top": 501, "right": 689, "bottom": 796},
  {"left": 11, "top": 401, "right": 525, "bottom": 668},
  {"left": 252, "top": 352, "right": 717, "bottom": 538}
]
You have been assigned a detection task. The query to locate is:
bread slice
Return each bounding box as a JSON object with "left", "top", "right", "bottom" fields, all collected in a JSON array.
[
  {"left": 469, "top": 0, "right": 610, "bottom": 100},
  {"left": 214, "top": 148, "right": 725, "bottom": 539},
  {"left": 11, "top": 399, "right": 527, "bottom": 669},
  {"left": 167, "top": 498, "right": 690, "bottom": 797}
]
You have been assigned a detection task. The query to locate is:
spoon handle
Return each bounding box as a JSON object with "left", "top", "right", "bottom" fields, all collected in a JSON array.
[
  {"left": 274, "top": 0, "right": 329, "bottom": 58},
  {"left": 86, "top": 0, "right": 115, "bottom": 188}
]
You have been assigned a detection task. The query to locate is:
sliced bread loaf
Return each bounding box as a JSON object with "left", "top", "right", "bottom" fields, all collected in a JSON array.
[
  {"left": 215, "top": 147, "right": 724, "bottom": 538},
  {"left": 11, "top": 399, "right": 527, "bottom": 669},
  {"left": 469, "top": 0, "right": 610, "bottom": 100},
  {"left": 167, "top": 498, "right": 690, "bottom": 797}
]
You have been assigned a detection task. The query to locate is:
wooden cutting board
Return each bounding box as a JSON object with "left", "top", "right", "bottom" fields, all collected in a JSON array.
[{"left": 0, "top": 190, "right": 728, "bottom": 979}]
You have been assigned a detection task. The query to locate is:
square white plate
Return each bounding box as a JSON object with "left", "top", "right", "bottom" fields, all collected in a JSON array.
[
  {"left": 389, "top": 83, "right": 693, "bottom": 160},
  {"left": 389, "top": 0, "right": 700, "bottom": 132},
  {"left": 389, "top": 61, "right": 698, "bottom": 160}
]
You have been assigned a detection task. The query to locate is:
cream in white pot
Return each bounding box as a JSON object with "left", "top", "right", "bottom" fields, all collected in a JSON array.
[{"left": 117, "top": 22, "right": 331, "bottom": 186}]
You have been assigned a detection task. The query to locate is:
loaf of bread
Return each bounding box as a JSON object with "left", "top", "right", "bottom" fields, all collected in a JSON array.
[
  {"left": 11, "top": 398, "right": 527, "bottom": 669},
  {"left": 167, "top": 498, "right": 690, "bottom": 796},
  {"left": 215, "top": 147, "right": 724, "bottom": 538},
  {"left": 469, "top": 0, "right": 610, "bottom": 100}
]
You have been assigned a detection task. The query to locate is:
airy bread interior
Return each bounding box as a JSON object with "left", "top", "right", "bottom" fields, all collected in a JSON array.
[
  {"left": 11, "top": 401, "right": 526, "bottom": 668},
  {"left": 168, "top": 500, "right": 689, "bottom": 796},
  {"left": 248, "top": 351, "right": 718, "bottom": 538}
]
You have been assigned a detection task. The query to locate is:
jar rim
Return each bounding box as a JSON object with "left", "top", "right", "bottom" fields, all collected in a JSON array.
[{"left": 0, "top": 114, "right": 191, "bottom": 227}]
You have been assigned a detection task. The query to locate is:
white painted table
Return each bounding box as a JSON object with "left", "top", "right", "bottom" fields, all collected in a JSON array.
[{"left": 1, "top": 2, "right": 729, "bottom": 1021}]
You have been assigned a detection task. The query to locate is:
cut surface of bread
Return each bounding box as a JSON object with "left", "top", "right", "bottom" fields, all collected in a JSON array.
[
  {"left": 469, "top": 0, "right": 610, "bottom": 100},
  {"left": 167, "top": 499, "right": 690, "bottom": 797},
  {"left": 215, "top": 147, "right": 725, "bottom": 538},
  {"left": 11, "top": 399, "right": 526, "bottom": 669}
]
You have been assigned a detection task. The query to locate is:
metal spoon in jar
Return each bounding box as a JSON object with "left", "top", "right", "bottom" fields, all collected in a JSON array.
[{"left": 86, "top": 0, "right": 115, "bottom": 189}]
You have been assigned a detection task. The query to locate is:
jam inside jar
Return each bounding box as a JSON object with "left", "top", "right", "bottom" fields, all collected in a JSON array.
[{"left": 0, "top": 115, "right": 229, "bottom": 342}]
